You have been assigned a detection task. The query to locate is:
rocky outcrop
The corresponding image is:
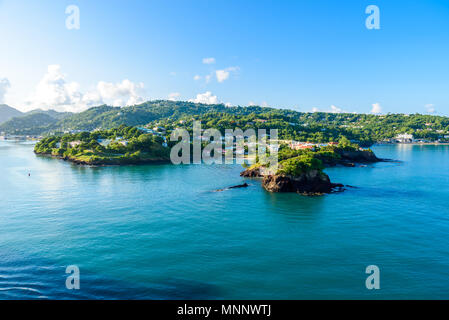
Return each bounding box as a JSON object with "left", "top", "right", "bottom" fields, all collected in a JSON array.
[
  {"left": 317, "top": 149, "right": 381, "bottom": 167},
  {"left": 215, "top": 183, "right": 249, "bottom": 192},
  {"left": 262, "top": 170, "right": 344, "bottom": 195},
  {"left": 240, "top": 166, "right": 262, "bottom": 177},
  {"left": 337, "top": 149, "right": 380, "bottom": 163},
  {"left": 229, "top": 183, "right": 249, "bottom": 189}
]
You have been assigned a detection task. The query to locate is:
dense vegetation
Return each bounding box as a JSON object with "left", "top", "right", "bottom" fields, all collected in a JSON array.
[
  {"left": 0, "top": 104, "right": 23, "bottom": 124},
  {"left": 277, "top": 154, "right": 325, "bottom": 176},
  {"left": 34, "top": 125, "right": 170, "bottom": 165},
  {"left": 3, "top": 100, "right": 449, "bottom": 145},
  {"left": 271, "top": 137, "right": 371, "bottom": 177},
  {"left": 154, "top": 107, "right": 449, "bottom": 146},
  {"left": 0, "top": 109, "right": 72, "bottom": 135}
]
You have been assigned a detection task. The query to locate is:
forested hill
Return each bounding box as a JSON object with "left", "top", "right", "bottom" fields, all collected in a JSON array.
[
  {"left": 0, "top": 110, "right": 73, "bottom": 136},
  {"left": 0, "top": 104, "right": 23, "bottom": 124},
  {"left": 1, "top": 100, "right": 449, "bottom": 145},
  {"left": 55, "top": 101, "right": 280, "bottom": 132}
]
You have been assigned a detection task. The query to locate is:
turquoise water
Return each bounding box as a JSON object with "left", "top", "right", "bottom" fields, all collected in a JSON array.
[{"left": 1, "top": 141, "right": 449, "bottom": 299}]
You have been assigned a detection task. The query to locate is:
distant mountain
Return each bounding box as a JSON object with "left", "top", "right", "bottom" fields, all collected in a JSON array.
[
  {"left": 25, "top": 109, "right": 73, "bottom": 120},
  {"left": 2, "top": 100, "right": 449, "bottom": 144},
  {"left": 0, "top": 104, "right": 23, "bottom": 124},
  {"left": 0, "top": 100, "right": 261, "bottom": 135},
  {"left": 54, "top": 101, "right": 274, "bottom": 133},
  {"left": 0, "top": 109, "right": 73, "bottom": 136},
  {"left": 0, "top": 113, "right": 58, "bottom": 136}
]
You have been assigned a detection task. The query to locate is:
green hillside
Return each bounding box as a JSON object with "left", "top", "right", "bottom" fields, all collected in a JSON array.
[
  {"left": 1, "top": 100, "right": 449, "bottom": 145},
  {"left": 0, "top": 104, "right": 23, "bottom": 124}
]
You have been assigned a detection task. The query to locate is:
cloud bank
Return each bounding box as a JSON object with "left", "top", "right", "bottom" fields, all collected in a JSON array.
[
  {"left": 371, "top": 103, "right": 382, "bottom": 114},
  {"left": 202, "top": 57, "right": 216, "bottom": 65},
  {"left": 24, "top": 65, "right": 146, "bottom": 112},
  {"left": 189, "top": 91, "right": 219, "bottom": 104}
]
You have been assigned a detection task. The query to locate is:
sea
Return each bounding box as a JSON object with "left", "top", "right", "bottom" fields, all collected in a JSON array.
[{"left": 1, "top": 140, "right": 449, "bottom": 299}]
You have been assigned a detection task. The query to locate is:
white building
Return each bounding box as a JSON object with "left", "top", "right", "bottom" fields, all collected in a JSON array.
[{"left": 395, "top": 134, "right": 414, "bottom": 143}]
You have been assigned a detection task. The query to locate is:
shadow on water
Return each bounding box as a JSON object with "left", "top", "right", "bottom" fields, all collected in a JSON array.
[
  {"left": 261, "top": 190, "right": 327, "bottom": 221},
  {"left": 0, "top": 251, "right": 221, "bottom": 300}
]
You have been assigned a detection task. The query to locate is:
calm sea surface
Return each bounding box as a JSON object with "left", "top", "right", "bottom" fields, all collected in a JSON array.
[{"left": 1, "top": 141, "right": 449, "bottom": 299}]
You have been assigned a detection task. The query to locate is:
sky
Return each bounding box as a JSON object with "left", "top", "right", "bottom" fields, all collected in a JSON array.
[{"left": 0, "top": 0, "right": 448, "bottom": 115}]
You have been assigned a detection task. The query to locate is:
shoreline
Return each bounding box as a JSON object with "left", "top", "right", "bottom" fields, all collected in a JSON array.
[
  {"left": 375, "top": 142, "right": 449, "bottom": 146},
  {"left": 34, "top": 152, "right": 171, "bottom": 167}
]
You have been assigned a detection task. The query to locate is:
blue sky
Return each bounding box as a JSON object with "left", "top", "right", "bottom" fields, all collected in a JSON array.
[{"left": 0, "top": 0, "right": 448, "bottom": 114}]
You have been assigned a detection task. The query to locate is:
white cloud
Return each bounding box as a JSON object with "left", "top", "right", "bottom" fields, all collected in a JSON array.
[
  {"left": 371, "top": 103, "right": 382, "bottom": 114},
  {"left": 248, "top": 101, "right": 269, "bottom": 107},
  {"left": 193, "top": 75, "right": 201, "bottom": 81},
  {"left": 189, "top": 91, "right": 219, "bottom": 105},
  {"left": 425, "top": 104, "right": 435, "bottom": 113},
  {"left": 215, "top": 67, "right": 238, "bottom": 83},
  {"left": 330, "top": 105, "right": 343, "bottom": 113},
  {"left": 0, "top": 78, "right": 11, "bottom": 103},
  {"left": 311, "top": 105, "right": 353, "bottom": 113},
  {"left": 202, "top": 57, "right": 216, "bottom": 64},
  {"left": 216, "top": 70, "right": 230, "bottom": 83},
  {"left": 25, "top": 65, "right": 146, "bottom": 112},
  {"left": 95, "top": 79, "right": 145, "bottom": 107},
  {"left": 205, "top": 74, "right": 212, "bottom": 83},
  {"left": 26, "top": 65, "right": 84, "bottom": 112},
  {"left": 168, "top": 92, "right": 181, "bottom": 101}
]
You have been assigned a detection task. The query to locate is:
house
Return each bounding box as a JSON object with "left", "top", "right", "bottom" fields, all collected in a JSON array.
[
  {"left": 395, "top": 134, "right": 414, "bottom": 143},
  {"left": 153, "top": 126, "right": 166, "bottom": 133},
  {"left": 69, "top": 141, "right": 82, "bottom": 148},
  {"left": 289, "top": 141, "right": 316, "bottom": 151},
  {"left": 137, "top": 127, "right": 155, "bottom": 134},
  {"left": 97, "top": 139, "right": 112, "bottom": 147}
]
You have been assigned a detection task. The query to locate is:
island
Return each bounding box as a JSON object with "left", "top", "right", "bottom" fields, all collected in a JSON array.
[
  {"left": 34, "top": 125, "right": 171, "bottom": 165},
  {"left": 241, "top": 137, "right": 382, "bottom": 195},
  {"left": 34, "top": 125, "right": 383, "bottom": 196}
]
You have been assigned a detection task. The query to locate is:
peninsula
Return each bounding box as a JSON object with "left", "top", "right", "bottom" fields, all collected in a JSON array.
[
  {"left": 240, "top": 137, "right": 382, "bottom": 195},
  {"left": 34, "top": 126, "right": 170, "bottom": 165}
]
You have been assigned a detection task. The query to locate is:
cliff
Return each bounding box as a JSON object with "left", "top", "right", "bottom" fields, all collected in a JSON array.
[
  {"left": 317, "top": 149, "right": 381, "bottom": 167},
  {"left": 262, "top": 170, "right": 344, "bottom": 195}
]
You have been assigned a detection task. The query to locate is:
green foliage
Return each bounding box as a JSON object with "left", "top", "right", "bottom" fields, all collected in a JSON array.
[
  {"left": 4, "top": 100, "right": 449, "bottom": 143},
  {"left": 338, "top": 136, "right": 358, "bottom": 150},
  {"left": 34, "top": 126, "right": 170, "bottom": 164},
  {"left": 277, "top": 155, "right": 324, "bottom": 176}
]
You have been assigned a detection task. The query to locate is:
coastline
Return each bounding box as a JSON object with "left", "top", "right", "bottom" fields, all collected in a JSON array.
[
  {"left": 375, "top": 142, "right": 449, "bottom": 146},
  {"left": 34, "top": 152, "right": 171, "bottom": 167}
]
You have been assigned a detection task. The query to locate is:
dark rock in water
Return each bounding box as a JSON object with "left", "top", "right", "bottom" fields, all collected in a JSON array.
[
  {"left": 337, "top": 149, "right": 380, "bottom": 163},
  {"left": 215, "top": 183, "right": 249, "bottom": 192},
  {"left": 240, "top": 167, "right": 262, "bottom": 177},
  {"left": 262, "top": 170, "right": 344, "bottom": 196},
  {"left": 317, "top": 149, "right": 382, "bottom": 167},
  {"left": 229, "top": 183, "right": 249, "bottom": 189}
]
